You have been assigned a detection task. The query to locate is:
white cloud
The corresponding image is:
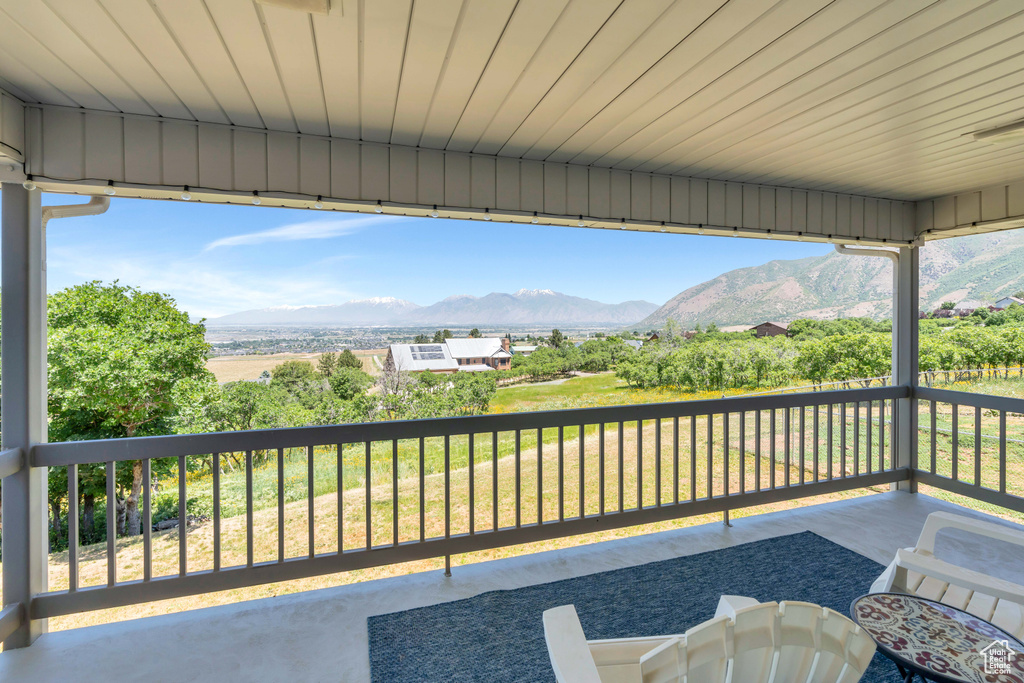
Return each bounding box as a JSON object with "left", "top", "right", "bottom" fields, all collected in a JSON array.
[
  {"left": 202, "top": 215, "right": 394, "bottom": 251},
  {"left": 47, "top": 247, "right": 360, "bottom": 319}
]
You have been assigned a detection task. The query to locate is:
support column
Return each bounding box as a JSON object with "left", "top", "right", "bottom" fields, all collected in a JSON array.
[
  {"left": 893, "top": 246, "right": 919, "bottom": 492},
  {"left": 2, "top": 182, "right": 49, "bottom": 647}
]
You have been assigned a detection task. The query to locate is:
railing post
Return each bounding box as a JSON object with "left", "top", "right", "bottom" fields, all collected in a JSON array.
[
  {"left": 893, "top": 246, "right": 919, "bottom": 492},
  {"left": 2, "top": 182, "right": 49, "bottom": 647}
]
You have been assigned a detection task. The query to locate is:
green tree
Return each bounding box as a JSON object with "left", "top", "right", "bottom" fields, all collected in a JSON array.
[
  {"left": 317, "top": 352, "right": 338, "bottom": 378},
  {"left": 432, "top": 330, "right": 444, "bottom": 343},
  {"left": 48, "top": 282, "right": 212, "bottom": 537},
  {"left": 549, "top": 328, "right": 565, "bottom": 348},
  {"left": 941, "top": 301, "right": 956, "bottom": 310},
  {"left": 329, "top": 367, "right": 373, "bottom": 400},
  {"left": 270, "top": 360, "right": 319, "bottom": 394},
  {"left": 337, "top": 348, "right": 362, "bottom": 369},
  {"left": 413, "top": 334, "right": 430, "bottom": 344},
  {"left": 468, "top": 328, "right": 482, "bottom": 338}
]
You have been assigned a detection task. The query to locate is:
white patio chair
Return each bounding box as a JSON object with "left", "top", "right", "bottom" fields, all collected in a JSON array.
[
  {"left": 542, "top": 596, "right": 876, "bottom": 683},
  {"left": 870, "top": 511, "right": 1024, "bottom": 638}
]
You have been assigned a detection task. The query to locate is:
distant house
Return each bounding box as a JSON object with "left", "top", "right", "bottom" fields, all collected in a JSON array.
[
  {"left": 647, "top": 332, "right": 660, "bottom": 342},
  {"left": 386, "top": 336, "right": 512, "bottom": 373},
  {"left": 623, "top": 340, "right": 644, "bottom": 351},
  {"left": 385, "top": 343, "right": 459, "bottom": 374},
  {"left": 995, "top": 296, "right": 1024, "bottom": 310},
  {"left": 951, "top": 300, "right": 987, "bottom": 317},
  {"left": 511, "top": 344, "right": 538, "bottom": 356},
  {"left": 443, "top": 337, "right": 512, "bottom": 371},
  {"left": 751, "top": 321, "right": 789, "bottom": 338}
]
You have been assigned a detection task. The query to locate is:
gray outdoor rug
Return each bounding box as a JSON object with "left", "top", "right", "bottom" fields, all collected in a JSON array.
[{"left": 368, "top": 531, "right": 902, "bottom": 682}]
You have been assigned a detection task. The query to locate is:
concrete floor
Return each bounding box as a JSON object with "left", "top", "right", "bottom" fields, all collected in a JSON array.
[{"left": 2, "top": 491, "right": 1022, "bottom": 682}]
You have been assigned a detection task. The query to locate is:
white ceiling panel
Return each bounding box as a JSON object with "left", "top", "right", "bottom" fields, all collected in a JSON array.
[{"left": 1, "top": 0, "right": 1023, "bottom": 201}]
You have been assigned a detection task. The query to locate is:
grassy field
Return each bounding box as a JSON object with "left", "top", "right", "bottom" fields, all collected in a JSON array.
[
  {"left": 17, "top": 370, "right": 1024, "bottom": 632},
  {"left": 205, "top": 349, "right": 384, "bottom": 383}
]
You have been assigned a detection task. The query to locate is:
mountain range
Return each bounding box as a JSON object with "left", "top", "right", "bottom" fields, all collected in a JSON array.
[
  {"left": 639, "top": 230, "right": 1024, "bottom": 329},
  {"left": 207, "top": 289, "right": 659, "bottom": 327}
]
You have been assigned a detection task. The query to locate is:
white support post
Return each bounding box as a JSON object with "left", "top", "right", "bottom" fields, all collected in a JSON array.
[
  {"left": 893, "top": 246, "right": 919, "bottom": 492},
  {"left": 2, "top": 182, "right": 49, "bottom": 647}
]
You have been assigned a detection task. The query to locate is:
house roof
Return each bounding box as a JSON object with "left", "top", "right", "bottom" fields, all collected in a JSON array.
[
  {"left": 754, "top": 321, "right": 789, "bottom": 330},
  {"left": 511, "top": 345, "right": 538, "bottom": 353},
  {"left": 388, "top": 344, "right": 458, "bottom": 373},
  {"left": 955, "top": 300, "right": 987, "bottom": 310},
  {"left": 445, "top": 338, "right": 510, "bottom": 359},
  {"left": 623, "top": 340, "right": 643, "bottom": 351}
]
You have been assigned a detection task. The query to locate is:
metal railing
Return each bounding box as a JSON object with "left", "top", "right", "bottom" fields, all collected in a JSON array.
[
  {"left": 914, "top": 387, "right": 1024, "bottom": 515},
  {"left": 24, "top": 386, "right": 908, "bottom": 622}
]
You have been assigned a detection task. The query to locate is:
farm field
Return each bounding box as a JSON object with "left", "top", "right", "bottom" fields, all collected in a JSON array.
[
  {"left": 205, "top": 349, "right": 384, "bottom": 383},
  {"left": 20, "top": 371, "right": 1024, "bottom": 633}
]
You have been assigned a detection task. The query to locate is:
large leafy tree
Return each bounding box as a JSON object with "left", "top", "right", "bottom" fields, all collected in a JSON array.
[{"left": 48, "top": 282, "right": 212, "bottom": 537}]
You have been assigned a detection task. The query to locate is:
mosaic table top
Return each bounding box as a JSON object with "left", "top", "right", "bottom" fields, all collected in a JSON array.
[{"left": 851, "top": 593, "right": 1024, "bottom": 683}]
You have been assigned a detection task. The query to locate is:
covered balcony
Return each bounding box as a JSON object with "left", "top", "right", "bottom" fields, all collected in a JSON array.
[{"left": 1, "top": 1, "right": 1024, "bottom": 681}]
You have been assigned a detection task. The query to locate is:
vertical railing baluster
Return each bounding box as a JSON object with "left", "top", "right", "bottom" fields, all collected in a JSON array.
[
  {"left": 783, "top": 407, "right": 790, "bottom": 487},
  {"left": 739, "top": 412, "right": 746, "bottom": 493},
  {"left": 974, "top": 406, "right": 982, "bottom": 487},
  {"left": 799, "top": 407, "right": 806, "bottom": 485},
  {"left": 246, "top": 451, "right": 254, "bottom": 567},
  {"left": 107, "top": 460, "right": 116, "bottom": 587},
  {"left": 690, "top": 417, "right": 697, "bottom": 502},
  {"left": 211, "top": 454, "right": 219, "bottom": 571},
  {"left": 69, "top": 463, "right": 78, "bottom": 591},
  {"left": 558, "top": 425, "right": 564, "bottom": 522},
  {"left": 655, "top": 418, "right": 662, "bottom": 507},
  {"left": 599, "top": 424, "right": 606, "bottom": 515},
  {"left": 841, "top": 402, "right": 847, "bottom": 478},
  {"left": 444, "top": 435, "right": 451, "bottom": 540},
  {"left": 879, "top": 401, "right": 886, "bottom": 471},
  {"left": 1000, "top": 411, "right": 1007, "bottom": 494},
  {"left": 578, "top": 424, "right": 585, "bottom": 519},
  {"left": 392, "top": 440, "right": 399, "bottom": 547},
  {"left": 337, "top": 445, "right": 344, "bottom": 553},
  {"left": 538, "top": 428, "right": 544, "bottom": 525},
  {"left": 854, "top": 402, "right": 860, "bottom": 477},
  {"left": 618, "top": 422, "right": 625, "bottom": 513},
  {"left": 420, "top": 438, "right": 426, "bottom": 541},
  {"left": 673, "top": 417, "right": 680, "bottom": 504},
  {"left": 144, "top": 458, "right": 153, "bottom": 579},
  {"left": 951, "top": 404, "right": 959, "bottom": 481},
  {"left": 365, "top": 442, "right": 372, "bottom": 550},
  {"left": 278, "top": 448, "right": 285, "bottom": 562},
  {"left": 706, "top": 415, "right": 713, "bottom": 499},
  {"left": 723, "top": 413, "right": 730, "bottom": 498},
  {"left": 866, "top": 401, "right": 873, "bottom": 474},
  {"left": 769, "top": 409, "right": 776, "bottom": 489},
  {"left": 179, "top": 454, "right": 187, "bottom": 576},
  {"left": 637, "top": 419, "right": 644, "bottom": 509},
  {"left": 929, "top": 402, "right": 936, "bottom": 474},
  {"left": 754, "top": 410, "right": 761, "bottom": 491},
  {"left": 827, "top": 405, "right": 834, "bottom": 480},
  {"left": 813, "top": 405, "right": 820, "bottom": 482},
  {"left": 515, "top": 430, "right": 522, "bottom": 528},
  {"left": 301, "top": 446, "right": 312, "bottom": 559},
  {"left": 492, "top": 432, "right": 499, "bottom": 532},
  {"left": 469, "top": 433, "right": 475, "bottom": 535}
]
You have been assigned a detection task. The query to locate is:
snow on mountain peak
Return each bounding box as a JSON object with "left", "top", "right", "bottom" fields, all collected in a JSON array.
[{"left": 515, "top": 288, "right": 556, "bottom": 297}]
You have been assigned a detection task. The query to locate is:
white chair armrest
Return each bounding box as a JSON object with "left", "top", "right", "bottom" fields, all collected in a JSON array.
[
  {"left": 917, "top": 512, "right": 1024, "bottom": 555},
  {"left": 714, "top": 594, "right": 761, "bottom": 619},
  {"left": 895, "top": 548, "right": 1024, "bottom": 605},
  {"left": 543, "top": 605, "right": 603, "bottom": 683}
]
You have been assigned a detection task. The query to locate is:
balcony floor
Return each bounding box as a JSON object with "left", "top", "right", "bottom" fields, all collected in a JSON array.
[{"left": 3, "top": 491, "right": 1023, "bottom": 682}]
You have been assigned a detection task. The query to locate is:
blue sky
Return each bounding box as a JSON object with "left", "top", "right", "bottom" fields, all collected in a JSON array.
[{"left": 22, "top": 193, "right": 832, "bottom": 319}]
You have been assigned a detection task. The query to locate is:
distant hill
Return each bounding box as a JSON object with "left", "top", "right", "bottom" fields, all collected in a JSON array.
[
  {"left": 208, "top": 289, "right": 658, "bottom": 327},
  {"left": 639, "top": 231, "right": 1024, "bottom": 329}
]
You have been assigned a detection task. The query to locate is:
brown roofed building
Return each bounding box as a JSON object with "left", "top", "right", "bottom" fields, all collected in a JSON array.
[{"left": 751, "top": 321, "right": 789, "bottom": 338}]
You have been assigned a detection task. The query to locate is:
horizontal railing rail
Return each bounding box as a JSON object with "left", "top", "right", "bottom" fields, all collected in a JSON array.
[
  {"left": 29, "top": 386, "right": 906, "bottom": 620},
  {"left": 32, "top": 386, "right": 907, "bottom": 466},
  {"left": 914, "top": 387, "right": 1024, "bottom": 515}
]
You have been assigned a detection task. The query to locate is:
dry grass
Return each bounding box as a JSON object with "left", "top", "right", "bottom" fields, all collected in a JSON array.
[{"left": 205, "top": 349, "right": 384, "bottom": 383}]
